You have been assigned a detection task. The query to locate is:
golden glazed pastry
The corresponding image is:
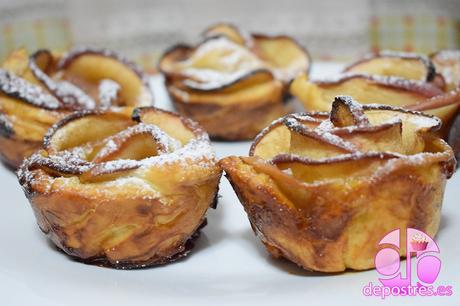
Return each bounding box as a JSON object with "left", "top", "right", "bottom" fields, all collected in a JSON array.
[
  {"left": 159, "top": 23, "right": 310, "bottom": 140},
  {"left": 220, "top": 96, "right": 455, "bottom": 272},
  {"left": 0, "top": 47, "right": 153, "bottom": 169},
  {"left": 18, "top": 107, "right": 221, "bottom": 268},
  {"left": 290, "top": 50, "right": 460, "bottom": 141}
]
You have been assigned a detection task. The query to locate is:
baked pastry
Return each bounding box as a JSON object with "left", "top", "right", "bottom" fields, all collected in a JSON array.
[
  {"left": 0, "top": 47, "right": 153, "bottom": 169},
  {"left": 159, "top": 23, "right": 310, "bottom": 140},
  {"left": 220, "top": 96, "right": 455, "bottom": 272},
  {"left": 290, "top": 50, "right": 460, "bottom": 139},
  {"left": 290, "top": 50, "right": 460, "bottom": 163},
  {"left": 18, "top": 107, "right": 221, "bottom": 268},
  {"left": 430, "top": 49, "right": 460, "bottom": 91}
]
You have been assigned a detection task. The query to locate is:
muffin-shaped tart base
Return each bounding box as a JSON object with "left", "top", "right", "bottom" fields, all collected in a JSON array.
[
  {"left": 18, "top": 107, "right": 221, "bottom": 268},
  {"left": 220, "top": 96, "right": 455, "bottom": 272}
]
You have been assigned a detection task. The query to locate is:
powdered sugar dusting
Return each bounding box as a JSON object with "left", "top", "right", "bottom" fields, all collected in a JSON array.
[
  {"left": 29, "top": 57, "right": 96, "bottom": 109},
  {"left": 19, "top": 116, "right": 217, "bottom": 194},
  {"left": 98, "top": 79, "right": 121, "bottom": 108},
  {"left": 0, "top": 69, "right": 60, "bottom": 109}
]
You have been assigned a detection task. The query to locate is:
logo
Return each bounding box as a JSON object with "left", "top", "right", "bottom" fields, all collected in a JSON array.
[{"left": 362, "top": 228, "right": 454, "bottom": 299}]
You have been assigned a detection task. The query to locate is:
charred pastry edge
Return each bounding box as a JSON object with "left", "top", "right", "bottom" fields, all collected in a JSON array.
[
  {"left": 271, "top": 151, "right": 400, "bottom": 166},
  {"left": 0, "top": 112, "right": 14, "bottom": 138},
  {"left": 313, "top": 73, "right": 444, "bottom": 98},
  {"left": 343, "top": 50, "right": 436, "bottom": 82},
  {"left": 249, "top": 102, "right": 442, "bottom": 158}
]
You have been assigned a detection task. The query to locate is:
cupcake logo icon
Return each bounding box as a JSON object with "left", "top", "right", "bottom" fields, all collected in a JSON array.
[
  {"left": 375, "top": 228, "right": 441, "bottom": 288},
  {"left": 363, "top": 227, "right": 454, "bottom": 298},
  {"left": 410, "top": 232, "right": 429, "bottom": 251}
]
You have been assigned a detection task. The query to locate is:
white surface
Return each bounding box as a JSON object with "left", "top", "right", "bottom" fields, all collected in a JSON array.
[{"left": 1, "top": 63, "right": 459, "bottom": 306}]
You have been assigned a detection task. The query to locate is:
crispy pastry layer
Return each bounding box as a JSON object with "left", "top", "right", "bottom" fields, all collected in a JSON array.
[
  {"left": 18, "top": 107, "right": 222, "bottom": 268},
  {"left": 220, "top": 96, "right": 455, "bottom": 272}
]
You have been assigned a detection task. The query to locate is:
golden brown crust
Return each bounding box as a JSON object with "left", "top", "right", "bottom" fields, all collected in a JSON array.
[
  {"left": 159, "top": 23, "right": 310, "bottom": 140},
  {"left": 0, "top": 47, "right": 154, "bottom": 169},
  {"left": 18, "top": 107, "right": 222, "bottom": 268},
  {"left": 220, "top": 96, "right": 455, "bottom": 272}
]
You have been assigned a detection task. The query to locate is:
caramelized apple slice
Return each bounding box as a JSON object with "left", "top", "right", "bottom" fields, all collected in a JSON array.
[
  {"left": 273, "top": 153, "right": 396, "bottom": 183},
  {"left": 344, "top": 51, "right": 435, "bottom": 82},
  {"left": 58, "top": 47, "right": 153, "bottom": 106},
  {"left": 44, "top": 108, "right": 134, "bottom": 153},
  {"left": 252, "top": 34, "right": 311, "bottom": 83},
  {"left": 290, "top": 72, "right": 459, "bottom": 126}
]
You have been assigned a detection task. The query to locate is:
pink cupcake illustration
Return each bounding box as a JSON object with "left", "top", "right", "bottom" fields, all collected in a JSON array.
[{"left": 411, "top": 233, "right": 429, "bottom": 251}]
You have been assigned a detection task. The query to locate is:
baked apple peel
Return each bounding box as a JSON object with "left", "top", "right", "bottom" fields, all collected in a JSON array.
[
  {"left": 0, "top": 47, "right": 154, "bottom": 169},
  {"left": 160, "top": 23, "right": 311, "bottom": 140},
  {"left": 220, "top": 96, "right": 455, "bottom": 272},
  {"left": 18, "top": 107, "right": 222, "bottom": 268}
]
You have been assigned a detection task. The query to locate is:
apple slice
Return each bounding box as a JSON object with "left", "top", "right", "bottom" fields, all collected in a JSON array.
[
  {"left": 344, "top": 50, "right": 435, "bottom": 82},
  {"left": 44, "top": 108, "right": 134, "bottom": 154},
  {"left": 57, "top": 47, "right": 153, "bottom": 107}
]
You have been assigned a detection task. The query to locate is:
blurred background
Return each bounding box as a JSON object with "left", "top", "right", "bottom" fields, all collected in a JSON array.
[{"left": 0, "top": 0, "right": 459, "bottom": 71}]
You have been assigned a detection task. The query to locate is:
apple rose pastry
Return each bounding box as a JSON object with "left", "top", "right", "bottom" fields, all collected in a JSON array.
[
  {"left": 0, "top": 47, "right": 153, "bottom": 169},
  {"left": 159, "top": 23, "right": 310, "bottom": 140},
  {"left": 18, "top": 107, "right": 221, "bottom": 268},
  {"left": 290, "top": 50, "right": 460, "bottom": 139},
  {"left": 220, "top": 96, "right": 456, "bottom": 272}
]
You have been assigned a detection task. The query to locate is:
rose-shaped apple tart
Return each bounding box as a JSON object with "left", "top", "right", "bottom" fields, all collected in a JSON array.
[
  {"left": 290, "top": 50, "right": 460, "bottom": 140},
  {"left": 220, "top": 96, "right": 455, "bottom": 272},
  {"left": 0, "top": 47, "right": 153, "bottom": 169},
  {"left": 159, "top": 23, "right": 310, "bottom": 140},
  {"left": 18, "top": 107, "right": 221, "bottom": 268}
]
